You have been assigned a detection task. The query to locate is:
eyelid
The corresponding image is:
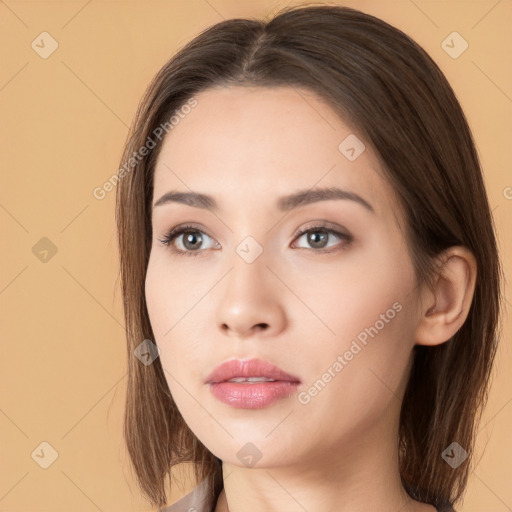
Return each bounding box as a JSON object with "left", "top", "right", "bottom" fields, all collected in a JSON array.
[{"left": 290, "top": 220, "right": 348, "bottom": 239}]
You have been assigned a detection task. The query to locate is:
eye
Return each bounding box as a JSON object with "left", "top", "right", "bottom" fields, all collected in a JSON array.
[
  {"left": 157, "top": 222, "right": 353, "bottom": 257},
  {"left": 291, "top": 223, "right": 352, "bottom": 253},
  {"left": 157, "top": 224, "right": 219, "bottom": 258}
]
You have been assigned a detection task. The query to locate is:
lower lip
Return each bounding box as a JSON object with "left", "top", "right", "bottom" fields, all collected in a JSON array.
[{"left": 209, "top": 381, "right": 300, "bottom": 409}]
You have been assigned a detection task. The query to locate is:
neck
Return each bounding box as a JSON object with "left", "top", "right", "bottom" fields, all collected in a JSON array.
[{"left": 213, "top": 415, "right": 436, "bottom": 512}]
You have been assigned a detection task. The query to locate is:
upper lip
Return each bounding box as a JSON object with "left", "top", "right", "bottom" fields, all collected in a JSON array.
[{"left": 205, "top": 358, "right": 301, "bottom": 384}]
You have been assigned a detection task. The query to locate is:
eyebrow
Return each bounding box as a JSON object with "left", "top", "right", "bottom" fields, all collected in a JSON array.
[{"left": 152, "top": 186, "right": 375, "bottom": 213}]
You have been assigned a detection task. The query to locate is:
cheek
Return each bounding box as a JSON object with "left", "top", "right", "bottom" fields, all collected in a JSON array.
[
  {"left": 144, "top": 263, "right": 168, "bottom": 341},
  {"left": 144, "top": 261, "right": 182, "bottom": 375},
  {"left": 295, "top": 302, "right": 414, "bottom": 444},
  {"left": 145, "top": 253, "right": 204, "bottom": 339},
  {"left": 144, "top": 257, "right": 208, "bottom": 385},
  {"left": 288, "top": 245, "right": 414, "bottom": 347},
  {"left": 297, "top": 238, "right": 417, "bottom": 403}
]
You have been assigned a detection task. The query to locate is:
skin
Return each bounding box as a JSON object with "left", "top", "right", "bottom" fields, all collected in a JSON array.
[{"left": 145, "top": 86, "right": 477, "bottom": 512}]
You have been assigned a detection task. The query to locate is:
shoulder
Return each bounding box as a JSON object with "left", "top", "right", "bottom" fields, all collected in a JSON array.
[{"left": 159, "top": 479, "right": 210, "bottom": 512}]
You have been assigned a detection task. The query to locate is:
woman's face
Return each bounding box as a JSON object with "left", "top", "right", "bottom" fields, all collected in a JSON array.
[{"left": 145, "top": 85, "right": 422, "bottom": 468}]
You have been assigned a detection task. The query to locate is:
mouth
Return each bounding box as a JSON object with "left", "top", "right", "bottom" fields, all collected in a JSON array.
[
  {"left": 206, "top": 358, "right": 301, "bottom": 409},
  {"left": 224, "top": 377, "right": 280, "bottom": 383},
  {"left": 205, "top": 357, "right": 301, "bottom": 384}
]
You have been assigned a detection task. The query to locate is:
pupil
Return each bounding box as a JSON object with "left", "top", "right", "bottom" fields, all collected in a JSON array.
[
  {"left": 309, "top": 231, "right": 327, "bottom": 248},
  {"left": 184, "top": 232, "right": 201, "bottom": 250}
]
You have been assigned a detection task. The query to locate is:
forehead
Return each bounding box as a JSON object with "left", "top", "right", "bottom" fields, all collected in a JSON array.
[{"left": 152, "top": 85, "right": 396, "bottom": 217}]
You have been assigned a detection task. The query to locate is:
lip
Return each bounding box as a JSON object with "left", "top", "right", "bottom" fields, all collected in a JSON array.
[
  {"left": 206, "top": 358, "right": 301, "bottom": 409},
  {"left": 205, "top": 358, "right": 301, "bottom": 384}
]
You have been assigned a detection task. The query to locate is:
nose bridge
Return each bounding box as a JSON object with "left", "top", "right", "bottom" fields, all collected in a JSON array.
[
  {"left": 222, "top": 208, "right": 289, "bottom": 299},
  {"left": 223, "top": 209, "right": 272, "bottom": 276},
  {"left": 216, "top": 239, "right": 285, "bottom": 337},
  {"left": 225, "top": 238, "right": 269, "bottom": 299}
]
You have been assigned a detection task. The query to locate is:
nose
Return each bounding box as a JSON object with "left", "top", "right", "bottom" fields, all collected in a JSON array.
[{"left": 216, "top": 256, "right": 286, "bottom": 339}]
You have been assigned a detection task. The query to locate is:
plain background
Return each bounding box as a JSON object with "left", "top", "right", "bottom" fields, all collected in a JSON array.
[{"left": 0, "top": 0, "right": 510, "bottom": 510}]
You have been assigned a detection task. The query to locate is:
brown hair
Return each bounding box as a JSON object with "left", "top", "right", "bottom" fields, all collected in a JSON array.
[{"left": 115, "top": 3, "right": 503, "bottom": 511}]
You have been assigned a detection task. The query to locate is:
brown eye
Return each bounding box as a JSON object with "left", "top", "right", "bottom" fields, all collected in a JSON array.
[
  {"left": 158, "top": 225, "right": 218, "bottom": 257},
  {"left": 178, "top": 230, "right": 204, "bottom": 251}
]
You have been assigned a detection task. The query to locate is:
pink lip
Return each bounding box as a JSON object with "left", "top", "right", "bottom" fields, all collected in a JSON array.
[
  {"left": 205, "top": 358, "right": 301, "bottom": 384},
  {"left": 206, "top": 358, "right": 301, "bottom": 409}
]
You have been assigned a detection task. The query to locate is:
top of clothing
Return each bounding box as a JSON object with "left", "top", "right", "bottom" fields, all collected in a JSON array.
[
  {"left": 159, "top": 479, "right": 456, "bottom": 512},
  {"left": 160, "top": 478, "right": 209, "bottom": 512}
]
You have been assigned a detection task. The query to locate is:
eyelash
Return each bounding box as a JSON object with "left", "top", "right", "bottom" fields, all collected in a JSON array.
[{"left": 157, "top": 223, "right": 353, "bottom": 258}]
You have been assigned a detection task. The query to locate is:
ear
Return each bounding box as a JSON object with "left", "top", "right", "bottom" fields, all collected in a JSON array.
[{"left": 415, "top": 246, "right": 477, "bottom": 346}]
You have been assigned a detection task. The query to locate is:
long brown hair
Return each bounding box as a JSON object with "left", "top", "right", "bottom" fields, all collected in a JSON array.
[{"left": 115, "top": 3, "right": 503, "bottom": 510}]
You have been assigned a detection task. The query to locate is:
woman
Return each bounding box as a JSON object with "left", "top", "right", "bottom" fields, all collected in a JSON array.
[{"left": 115, "top": 4, "right": 502, "bottom": 512}]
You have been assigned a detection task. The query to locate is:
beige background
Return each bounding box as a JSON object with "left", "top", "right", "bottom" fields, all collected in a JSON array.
[{"left": 0, "top": 0, "right": 510, "bottom": 510}]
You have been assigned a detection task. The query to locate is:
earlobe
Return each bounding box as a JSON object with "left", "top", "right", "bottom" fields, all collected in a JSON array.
[{"left": 415, "top": 246, "right": 477, "bottom": 347}]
